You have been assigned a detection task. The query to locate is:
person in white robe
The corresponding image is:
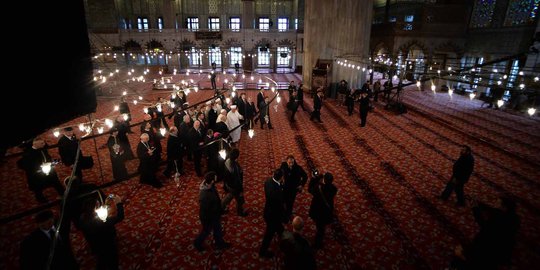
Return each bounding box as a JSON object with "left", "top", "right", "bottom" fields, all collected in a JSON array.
[{"left": 226, "top": 105, "right": 244, "bottom": 143}]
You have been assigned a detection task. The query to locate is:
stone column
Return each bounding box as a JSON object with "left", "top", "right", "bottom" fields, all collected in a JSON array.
[
  {"left": 162, "top": 0, "right": 174, "bottom": 29},
  {"left": 303, "top": 0, "right": 373, "bottom": 89},
  {"left": 242, "top": 0, "right": 255, "bottom": 29}
]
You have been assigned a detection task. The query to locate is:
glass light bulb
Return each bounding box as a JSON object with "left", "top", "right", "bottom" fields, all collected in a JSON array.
[
  {"left": 105, "top": 119, "right": 113, "bottom": 128},
  {"left": 448, "top": 89, "right": 453, "bottom": 96},
  {"left": 225, "top": 98, "right": 231, "bottom": 104},
  {"left": 122, "top": 91, "right": 127, "bottom": 96},
  {"left": 469, "top": 93, "right": 476, "bottom": 100},
  {"left": 231, "top": 91, "right": 236, "bottom": 98},
  {"left": 528, "top": 108, "right": 536, "bottom": 116},
  {"left": 219, "top": 149, "right": 227, "bottom": 160},
  {"left": 160, "top": 128, "right": 166, "bottom": 136},
  {"left": 114, "top": 105, "right": 119, "bottom": 111},
  {"left": 143, "top": 107, "right": 148, "bottom": 114},
  {"left": 79, "top": 123, "right": 85, "bottom": 131},
  {"left": 41, "top": 162, "right": 52, "bottom": 175},
  {"left": 277, "top": 96, "right": 281, "bottom": 103},
  {"left": 53, "top": 130, "right": 60, "bottom": 137},
  {"left": 497, "top": 99, "right": 504, "bottom": 107},
  {"left": 431, "top": 85, "right": 436, "bottom": 91},
  {"left": 97, "top": 127, "right": 104, "bottom": 134},
  {"left": 248, "top": 129, "right": 254, "bottom": 138},
  {"left": 123, "top": 114, "right": 129, "bottom": 121},
  {"left": 416, "top": 81, "right": 421, "bottom": 88},
  {"left": 133, "top": 100, "right": 138, "bottom": 105},
  {"left": 95, "top": 206, "right": 108, "bottom": 222}
]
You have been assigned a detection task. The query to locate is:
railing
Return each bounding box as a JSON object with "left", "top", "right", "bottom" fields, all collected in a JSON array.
[{"left": 115, "top": 28, "right": 300, "bottom": 34}]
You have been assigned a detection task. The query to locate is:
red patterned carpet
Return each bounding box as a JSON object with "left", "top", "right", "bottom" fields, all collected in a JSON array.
[{"left": 1, "top": 73, "right": 539, "bottom": 269}]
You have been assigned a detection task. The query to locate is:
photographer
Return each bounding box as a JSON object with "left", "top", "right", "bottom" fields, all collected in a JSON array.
[{"left": 308, "top": 171, "right": 337, "bottom": 249}]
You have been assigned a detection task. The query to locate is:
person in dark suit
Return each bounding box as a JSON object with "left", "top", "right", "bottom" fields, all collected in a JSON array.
[
  {"left": 310, "top": 90, "right": 324, "bottom": 123},
  {"left": 358, "top": 91, "right": 370, "bottom": 127},
  {"left": 259, "top": 97, "right": 273, "bottom": 129},
  {"left": 235, "top": 62, "right": 240, "bottom": 74},
  {"left": 440, "top": 145, "right": 475, "bottom": 206},
  {"left": 256, "top": 87, "right": 265, "bottom": 111},
  {"left": 259, "top": 169, "right": 287, "bottom": 258},
  {"left": 106, "top": 128, "right": 129, "bottom": 181},
  {"left": 288, "top": 91, "right": 299, "bottom": 121},
  {"left": 287, "top": 81, "right": 296, "bottom": 98},
  {"left": 280, "top": 155, "right": 308, "bottom": 221},
  {"left": 451, "top": 197, "right": 520, "bottom": 269},
  {"left": 193, "top": 171, "right": 231, "bottom": 251},
  {"left": 113, "top": 116, "right": 135, "bottom": 160},
  {"left": 189, "top": 120, "right": 205, "bottom": 176},
  {"left": 17, "top": 137, "right": 65, "bottom": 203},
  {"left": 296, "top": 83, "right": 306, "bottom": 111},
  {"left": 345, "top": 87, "right": 357, "bottom": 116},
  {"left": 78, "top": 195, "right": 125, "bottom": 270},
  {"left": 280, "top": 216, "right": 316, "bottom": 270},
  {"left": 136, "top": 133, "right": 162, "bottom": 188},
  {"left": 20, "top": 210, "right": 79, "bottom": 270},
  {"left": 118, "top": 96, "right": 132, "bottom": 132},
  {"left": 210, "top": 71, "right": 217, "bottom": 90},
  {"left": 58, "top": 127, "right": 84, "bottom": 180},
  {"left": 222, "top": 148, "right": 248, "bottom": 216},
  {"left": 163, "top": 126, "right": 183, "bottom": 177},
  {"left": 309, "top": 172, "right": 337, "bottom": 249}
]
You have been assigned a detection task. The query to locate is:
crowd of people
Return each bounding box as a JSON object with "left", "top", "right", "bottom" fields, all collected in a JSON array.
[{"left": 14, "top": 78, "right": 522, "bottom": 269}]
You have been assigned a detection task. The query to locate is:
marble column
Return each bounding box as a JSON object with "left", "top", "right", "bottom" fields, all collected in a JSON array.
[{"left": 303, "top": 0, "right": 373, "bottom": 89}]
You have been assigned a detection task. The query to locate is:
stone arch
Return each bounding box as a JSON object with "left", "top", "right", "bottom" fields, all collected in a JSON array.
[
  {"left": 253, "top": 38, "right": 273, "bottom": 50},
  {"left": 372, "top": 42, "right": 390, "bottom": 56},
  {"left": 396, "top": 40, "right": 427, "bottom": 56},
  {"left": 276, "top": 38, "right": 295, "bottom": 47},
  {"left": 146, "top": 39, "right": 164, "bottom": 51},
  {"left": 199, "top": 39, "right": 221, "bottom": 49},
  {"left": 177, "top": 38, "right": 197, "bottom": 51},
  {"left": 434, "top": 41, "right": 463, "bottom": 55},
  {"left": 222, "top": 38, "right": 243, "bottom": 49},
  {"left": 123, "top": 39, "right": 142, "bottom": 52}
]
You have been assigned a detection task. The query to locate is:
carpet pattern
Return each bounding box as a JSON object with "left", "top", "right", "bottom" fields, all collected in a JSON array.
[{"left": 1, "top": 73, "right": 539, "bottom": 269}]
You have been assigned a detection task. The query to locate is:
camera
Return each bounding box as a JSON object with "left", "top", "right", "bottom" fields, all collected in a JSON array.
[{"left": 312, "top": 168, "right": 320, "bottom": 177}]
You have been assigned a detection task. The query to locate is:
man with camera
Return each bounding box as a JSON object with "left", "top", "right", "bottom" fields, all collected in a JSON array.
[
  {"left": 280, "top": 155, "right": 308, "bottom": 221},
  {"left": 309, "top": 170, "right": 337, "bottom": 249},
  {"left": 440, "top": 145, "right": 474, "bottom": 207}
]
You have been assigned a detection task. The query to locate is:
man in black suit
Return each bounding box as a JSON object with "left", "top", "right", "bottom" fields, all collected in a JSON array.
[
  {"left": 358, "top": 91, "right": 370, "bottom": 127},
  {"left": 194, "top": 171, "right": 231, "bottom": 251},
  {"left": 309, "top": 172, "right": 337, "bottom": 249},
  {"left": 296, "top": 83, "right": 306, "bottom": 111},
  {"left": 136, "top": 133, "right": 162, "bottom": 188},
  {"left": 163, "top": 126, "right": 183, "bottom": 177},
  {"left": 20, "top": 210, "right": 79, "bottom": 270},
  {"left": 280, "top": 216, "right": 316, "bottom": 270},
  {"left": 58, "top": 127, "right": 84, "bottom": 180},
  {"left": 256, "top": 87, "right": 265, "bottom": 111},
  {"left": 440, "top": 145, "right": 475, "bottom": 206},
  {"left": 259, "top": 169, "right": 287, "bottom": 258},
  {"left": 189, "top": 120, "right": 205, "bottom": 176},
  {"left": 18, "top": 137, "right": 65, "bottom": 203},
  {"left": 210, "top": 71, "right": 217, "bottom": 90},
  {"left": 310, "top": 90, "right": 324, "bottom": 123},
  {"left": 259, "top": 97, "right": 273, "bottom": 129},
  {"left": 280, "top": 155, "right": 307, "bottom": 221}
]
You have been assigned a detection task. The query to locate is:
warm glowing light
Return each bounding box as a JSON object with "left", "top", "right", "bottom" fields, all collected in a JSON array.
[
  {"left": 535, "top": 77, "right": 539, "bottom": 82},
  {"left": 160, "top": 128, "right": 166, "bottom": 136},
  {"left": 231, "top": 91, "right": 236, "bottom": 98},
  {"left": 95, "top": 206, "right": 108, "bottom": 222},
  {"left": 122, "top": 114, "right": 129, "bottom": 121},
  {"left": 53, "top": 130, "right": 60, "bottom": 137},
  {"left": 224, "top": 79, "right": 229, "bottom": 83},
  {"left": 271, "top": 87, "right": 275, "bottom": 92},
  {"left": 276, "top": 96, "right": 281, "bottom": 103},
  {"left": 416, "top": 81, "right": 421, "bottom": 88},
  {"left": 431, "top": 85, "right": 436, "bottom": 91},
  {"left": 448, "top": 89, "right": 453, "bottom": 96},
  {"left": 157, "top": 104, "right": 162, "bottom": 112},
  {"left": 219, "top": 149, "right": 227, "bottom": 160},
  {"left": 97, "top": 127, "right": 104, "bottom": 134},
  {"left": 251, "top": 76, "right": 254, "bottom": 81},
  {"left": 519, "top": 71, "right": 524, "bottom": 76},
  {"left": 41, "top": 162, "right": 52, "bottom": 175},
  {"left": 469, "top": 93, "right": 476, "bottom": 100},
  {"left": 503, "top": 75, "right": 508, "bottom": 79},
  {"left": 248, "top": 129, "right": 255, "bottom": 138},
  {"left": 133, "top": 100, "right": 138, "bottom": 105},
  {"left": 497, "top": 99, "right": 504, "bottom": 108},
  {"left": 519, "top": 84, "right": 525, "bottom": 89},
  {"left": 225, "top": 98, "right": 231, "bottom": 104},
  {"left": 497, "top": 80, "right": 502, "bottom": 85},
  {"left": 79, "top": 123, "right": 85, "bottom": 131},
  {"left": 493, "top": 69, "right": 498, "bottom": 73},
  {"left": 143, "top": 107, "right": 148, "bottom": 114},
  {"left": 448, "top": 67, "right": 452, "bottom": 71},
  {"left": 528, "top": 108, "right": 536, "bottom": 116},
  {"left": 194, "top": 87, "right": 199, "bottom": 92},
  {"left": 114, "top": 105, "right": 119, "bottom": 111},
  {"left": 105, "top": 119, "right": 113, "bottom": 128},
  {"left": 362, "top": 67, "right": 366, "bottom": 72}
]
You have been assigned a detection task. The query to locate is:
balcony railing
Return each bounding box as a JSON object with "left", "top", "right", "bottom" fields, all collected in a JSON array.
[{"left": 115, "top": 28, "right": 300, "bottom": 34}]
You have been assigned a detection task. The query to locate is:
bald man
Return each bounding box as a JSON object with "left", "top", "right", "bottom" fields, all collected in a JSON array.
[
  {"left": 280, "top": 216, "right": 316, "bottom": 269},
  {"left": 137, "top": 133, "right": 162, "bottom": 188}
]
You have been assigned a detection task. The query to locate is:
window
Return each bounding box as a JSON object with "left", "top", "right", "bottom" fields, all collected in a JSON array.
[
  {"left": 190, "top": 47, "right": 202, "bottom": 66},
  {"left": 229, "top": 17, "right": 240, "bottom": 31},
  {"left": 504, "top": 0, "right": 540, "bottom": 26},
  {"left": 404, "top": 15, "right": 414, "bottom": 22},
  {"left": 277, "top": 47, "right": 289, "bottom": 66},
  {"left": 187, "top": 17, "right": 199, "bottom": 31},
  {"left": 506, "top": 59, "right": 519, "bottom": 90},
  {"left": 209, "top": 47, "right": 222, "bottom": 66},
  {"left": 470, "top": 0, "right": 496, "bottom": 28},
  {"left": 403, "top": 24, "right": 413, "bottom": 30},
  {"left": 121, "top": 18, "right": 131, "bottom": 29},
  {"left": 295, "top": 18, "right": 298, "bottom": 30},
  {"left": 259, "top": 17, "right": 270, "bottom": 32},
  {"left": 258, "top": 47, "right": 270, "bottom": 66},
  {"left": 230, "top": 47, "right": 242, "bottom": 66},
  {"left": 137, "top": 17, "right": 149, "bottom": 30},
  {"left": 278, "top": 17, "right": 288, "bottom": 31},
  {"left": 389, "top": 16, "right": 397, "bottom": 22},
  {"left": 208, "top": 17, "right": 220, "bottom": 31},
  {"left": 157, "top": 17, "right": 164, "bottom": 30}
]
